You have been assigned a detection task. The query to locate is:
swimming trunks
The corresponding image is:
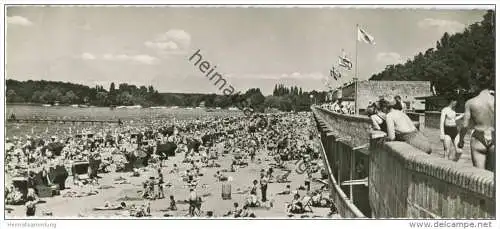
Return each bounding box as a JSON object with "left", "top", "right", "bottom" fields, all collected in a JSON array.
[
  {"left": 444, "top": 125, "right": 458, "bottom": 140},
  {"left": 471, "top": 130, "right": 495, "bottom": 150}
]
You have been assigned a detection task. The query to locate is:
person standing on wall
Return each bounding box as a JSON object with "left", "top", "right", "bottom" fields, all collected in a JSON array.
[{"left": 440, "top": 95, "right": 464, "bottom": 161}]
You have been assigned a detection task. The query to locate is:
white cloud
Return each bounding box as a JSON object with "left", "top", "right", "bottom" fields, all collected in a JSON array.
[
  {"left": 376, "top": 52, "right": 403, "bottom": 64},
  {"left": 228, "top": 72, "right": 324, "bottom": 80},
  {"left": 157, "top": 30, "right": 191, "bottom": 48},
  {"left": 132, "top": 55, "right": 158, "bottom": 65},
  {"left": 145, "top": 29, "right": 191, "bottom": 55},
  {"left": 81, "top": 53, "right": 158, "bottom": 65},
  {"left": 144, "top": 41, "right": 179, "bottom": 50},
  {"left": 7, "top": 16, "right": 33, "bottom": 26},
  {"left": 417, "top": 18, "right": 466, "bottom": 33},
  {"left": 81, "top": 53, "right": 96, "bottom": 60},
  {"left": 292, "top": 72, "right": 324, "bottom": 80}
]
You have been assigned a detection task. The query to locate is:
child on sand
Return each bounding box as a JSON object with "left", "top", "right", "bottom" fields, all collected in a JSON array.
[
  {"left": 170, "top": 164, "right": 179, "bottom": 174},
  {"left": 157, "top": 173, "right": 165, "bottom": 199},
  {"left": 169, "top": 195, "right": 177, "bottom": 211}
]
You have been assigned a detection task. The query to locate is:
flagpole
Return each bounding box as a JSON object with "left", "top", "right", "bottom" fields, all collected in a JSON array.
[{"left": 354, "top": 24, "right": 359, "bottom": 115}]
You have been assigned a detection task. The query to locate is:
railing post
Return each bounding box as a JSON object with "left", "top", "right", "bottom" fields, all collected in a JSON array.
[
  {"left": 418, "top": 113, "right": 425, "bottom": 131},
  {"left": 350, "top": 147, "right": 354, "bottom": 202},
  {"left": 368, "top": 131, "right": 387, "bottom": 218}
]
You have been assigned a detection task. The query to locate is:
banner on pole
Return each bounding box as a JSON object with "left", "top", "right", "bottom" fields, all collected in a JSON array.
[
  {"left": 338, "top": 49, "right": 353, "bottom": 70},
  {"left": 357, "top": 26, "right": 376, "bottom": 45}
]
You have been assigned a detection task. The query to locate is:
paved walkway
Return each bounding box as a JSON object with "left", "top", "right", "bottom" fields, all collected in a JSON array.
[{"left": 422, "top": 127, "right": 473, "bottom": 166}]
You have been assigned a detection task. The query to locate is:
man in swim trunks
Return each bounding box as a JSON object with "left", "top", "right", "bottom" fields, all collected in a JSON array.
[
  {"left": 384, "top": 98, "right": 432, "bottom": 154},
  {"left": 458, "top": 85, "right": 495, "bottom": 172},
  {"left": 440, "top": 95, "right": 464, "bottom": 161},
  {"left": 188, "top": 188, "right": 198, "bottom": 216}
]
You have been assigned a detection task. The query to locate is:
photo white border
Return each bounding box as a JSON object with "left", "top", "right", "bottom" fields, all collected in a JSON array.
[{"left": 1, "top": 1, "right": 498, "bottom": 229}]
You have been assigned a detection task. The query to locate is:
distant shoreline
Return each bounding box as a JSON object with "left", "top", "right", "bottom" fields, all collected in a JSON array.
[
  {"left": 6, "top": 102, "right": 48, "bottom": 106},
  {"left": 6, "top": 103, "right": 95, "bottom": 107},
  {"left": 5, "top": 103, "right": 242, "bottom": 110}
]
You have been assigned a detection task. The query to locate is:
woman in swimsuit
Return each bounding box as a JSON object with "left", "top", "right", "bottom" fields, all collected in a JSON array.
[
  {"left": 367, "top": 104, "right": 387, "bottom": 133},
  {"left": 440, "top": 97, "right": 464, "bottom": 161}
]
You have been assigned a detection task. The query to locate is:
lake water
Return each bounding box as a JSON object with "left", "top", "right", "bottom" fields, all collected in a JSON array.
[
  {"left": 6, "top": 105, "right": 241, "bottom": 120},
  {"left": 5, "top": 105, "right": 242, "bottom": 138}
]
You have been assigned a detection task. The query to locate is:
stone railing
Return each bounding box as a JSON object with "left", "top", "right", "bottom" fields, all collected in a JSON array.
[
  {"left": 315, "top": 107, "right": 372, "bottom": 148},
  {"left": 370, "top": 131, "right": 495, "bottom": 218},
  {"left": 313, "top": 107, "right": 495, "bottom": 219}
]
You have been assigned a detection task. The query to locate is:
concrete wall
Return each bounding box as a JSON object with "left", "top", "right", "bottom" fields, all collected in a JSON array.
[
  {"left": 317, "top": 131, "right": 367, "bottom": 218},
  {"left": 370, "top": 132, "right": 495, "bottom": 218},
  {"left": 340, "top": 83, "right": 355, "bottom": 99},
  {"left": 315, "top": 108, "right": 371, "bottom": 147},
  {"left": 315, "top": 107, "right": 372, "bottom": 218},
  {"left": 313, "top": 107, "right": 495, "bottom": 219},
  {"left": 356, "top": 81, "right": 432, "bottom": 110}
]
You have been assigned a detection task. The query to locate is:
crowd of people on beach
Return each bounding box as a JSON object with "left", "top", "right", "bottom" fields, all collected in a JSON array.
[{"left": 4, "top": 110, "right": 337, "bottom": 218}]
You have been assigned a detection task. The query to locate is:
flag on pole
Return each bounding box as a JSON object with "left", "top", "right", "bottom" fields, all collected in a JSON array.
[
  {"left": 338, "top": 57, "right": 352, "bottom": 70},
  {"left": 338, "top": 49, "right": 353, "bottom": 70},
  {"left": 329, "top": 68, "right": 337, "bottom": 80},
  {"left": 357, "top": 26, "right": 375, "bottom": 45},
  {"left": 330, "top": 67, "right": 342, "bottom": 80}
]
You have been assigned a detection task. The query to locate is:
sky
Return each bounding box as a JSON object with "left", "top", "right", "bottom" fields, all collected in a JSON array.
[{"left": 6, "top": 6, "right": 490, "bottom": 95}]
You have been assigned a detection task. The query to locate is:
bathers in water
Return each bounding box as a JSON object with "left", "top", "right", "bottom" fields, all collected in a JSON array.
[
  {"left": 471, "top": 130, "right": 495, "bottom": 150},
  {"left": 444, "top": 125, "right": 458, "bottom": 140}
]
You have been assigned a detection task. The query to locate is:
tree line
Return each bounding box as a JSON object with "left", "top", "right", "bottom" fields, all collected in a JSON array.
[
  {"left": 370, "top": 10, "right": 495, "bottom": 96},
  {"left": 6, "top": 79, "right": 164, "bottom": 107},
  {"left": 6, "top": 79, "right": 328, "bottom": 112}
]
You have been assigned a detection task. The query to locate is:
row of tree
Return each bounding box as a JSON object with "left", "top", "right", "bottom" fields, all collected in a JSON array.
[
  {"left": 6, "top": 80, "right": 164, "bottom": 107},
  {"left": 6, "top": 80, "right": 328, "bottom": 112},
  {"left": 273, "top": 84, "right": 304, "bottom": 96},
  {"left": 370, "top": 10, "right": 495, "bottom": 95}
]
